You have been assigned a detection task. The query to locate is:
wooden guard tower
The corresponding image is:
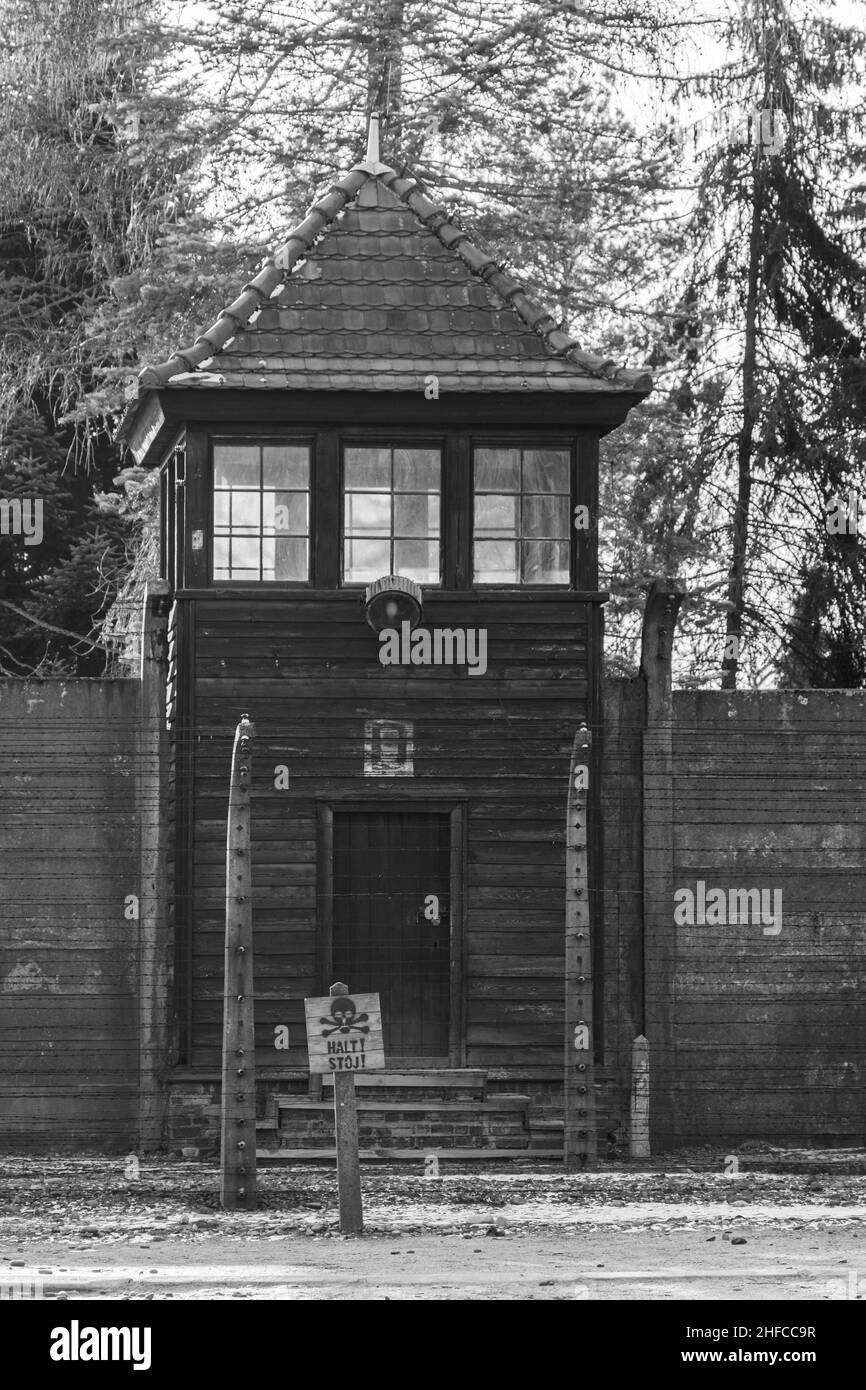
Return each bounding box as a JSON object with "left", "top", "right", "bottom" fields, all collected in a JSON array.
[{"left": 120, "top": 117, "right": 651, "bottom": 1159}]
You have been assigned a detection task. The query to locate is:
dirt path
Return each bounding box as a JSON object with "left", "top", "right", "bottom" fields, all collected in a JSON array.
[
  {"left": 3, "top": 1226, "right": 865, "bottom": 1300},
  {"left": 1, "top": 1156, "right": 863, "bottom": 1300}
]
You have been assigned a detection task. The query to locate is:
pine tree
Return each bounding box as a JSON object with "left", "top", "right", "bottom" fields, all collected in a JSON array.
[
  {"left": 0, "top": 0, "right": 255, "bottom": 671},
  {"left": 678, "top": 0, "right": 866, "bottom": 687}
]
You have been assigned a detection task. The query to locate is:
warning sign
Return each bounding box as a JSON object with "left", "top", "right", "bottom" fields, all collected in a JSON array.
[{"left": 304, "top": 991, "right": 385, "bottom": 1075}]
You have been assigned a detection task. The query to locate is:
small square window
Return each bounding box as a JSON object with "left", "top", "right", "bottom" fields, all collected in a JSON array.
[
  {"left": 394, "top": 493, "right": 440, "bottom": 539},
  {"left": 345, "top": 493, "right": 391, "bottom": 534},
  {"left": 264, "top": 491, "right": 307, "bottom": 536},
  {"left": 523, "top": 449, "right": 570, "bottom": 494},
  {"left": 523, "top": 539, "right": 569, "bottom": 584},
  {"left": 393, "top": 539, "right": 439, "bottom": 583},
  {"left": 474, "top": 539, "right": 519, "bottom": 585},
  {"left": 262, "top": 445, "right": 309, "bottom": 489},
  {"left": 523, "top": 495, "right": 569, "bottom": 538},
  {"left": 214, "top": 446, "right": 259, "bottom": 488},
  {"left": 345, "top": 447, "right": 391, "bottom": 491},
  {"left": 475, "top": 494, "right": 518, "bottom": 535},
  {"left": 473, "top": 447, "right": 571, "bottom": 585},
  {"left": 474, "top": 447, "right": 520, "bottom": 492},
  {"left": 343, "top": 446, "right": 442, "bottom": 584},
  {"left": 394, "top": 448, "right": 440, "bottom": 492},
  {"left": 345, "top": 537, "right": 391, "bottom": 582},
  {"left": 212, "top": 440, "right": 310, "bottom": 582}
]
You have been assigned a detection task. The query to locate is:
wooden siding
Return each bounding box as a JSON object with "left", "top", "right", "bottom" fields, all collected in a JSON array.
[{"left": 179, "top": 592, "right": 592, "bottom": 1069}]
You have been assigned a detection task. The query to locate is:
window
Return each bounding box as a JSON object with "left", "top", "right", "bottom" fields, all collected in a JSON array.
[
  {"left": 343, "top": 446, "right": 441, "bottom": 584},
  {"left": 212, "top": 442, "right": 310, "bottom": 582},
  {"left": 473, "top": 447, "right": 571, "bottom": 584}
]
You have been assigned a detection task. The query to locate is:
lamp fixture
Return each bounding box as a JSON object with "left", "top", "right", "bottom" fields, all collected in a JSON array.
[{"left": 364, "top": 575, "right": 424, "bottom": 634}]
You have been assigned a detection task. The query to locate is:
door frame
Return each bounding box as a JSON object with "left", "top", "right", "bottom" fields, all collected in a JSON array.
[{"left": 316, "top": 799, "right": 466, "bottom": 1067}]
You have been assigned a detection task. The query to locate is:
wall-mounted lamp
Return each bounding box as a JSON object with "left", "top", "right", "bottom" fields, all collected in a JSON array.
[{"left": 363, "top": 575, "right": 424, "bottom": 634}]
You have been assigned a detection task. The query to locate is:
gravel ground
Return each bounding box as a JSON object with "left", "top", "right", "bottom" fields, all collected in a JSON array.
[{"left": 1, "top": 1152, "right": 863, "bottom": 1300}]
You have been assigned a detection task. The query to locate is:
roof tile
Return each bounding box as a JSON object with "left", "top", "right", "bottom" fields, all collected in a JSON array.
[{"left": 134, "top": 150, "right": 652, "bottom": 396}]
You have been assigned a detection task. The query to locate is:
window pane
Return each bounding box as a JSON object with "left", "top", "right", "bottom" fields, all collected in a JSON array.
[
  {"left": 475, "top": 539, "right": 518, "bottom": 583},
  {"left": 342, "top": 446, "right": 442, "bottom": 584},
  {"left": 395, "top": 493, "right": 439, "bottom": 538},
  {"left": 345, "top": 538, "right": 390, "bottom": 582},
  {"left": 213, "top": 445, "right": 259, "bottom": 488},
  {"left": 523, "top": 539, "right": 569, "bottom": 583},
  {"left": 394, "top": 448, "right": 440, "bottom": 492},
  {"left": 231, "top": 536, "right": 261, "bottom": 572},
  {"left": 523, "top": 495, "right": 569, "bottom": 538},
  {"left": 473, "top": 445, "right": 571, "bottom": 587},
  {"left": 523, "top": 449, "right": 570, "bottom": 494},
  {"left": 475, "top": 494, "right": 517, "bottom": 535},
  {"left": 212, "top": 440, "right": 309, "bottom": 583},
  {"left": 231, "top": 491, "right": 260, "bottom": 531},
  {"left": 475, "top": 448, "right": 520, "bottom": 492},
  {"left": 272, "top": 537, "right": 308, "bottom": 581},
  {"left": 262, "top": 445, "right": 309, "bottom": 488},
  {"left": 213, "top": 537, "right": 229, "bottom": 576},
  {"left": 213, "top": 492, "right": 230, "bottom": 529},
  {"left": 345, "top": 493, "right": 391, "bottom": 534},
  {"left": 265, "top": 491, "right": 307, "bottom": 535},
  {"left": 393, "top": 539, "right": 439, "bottom": 583},
  {"left": 345, "top": 447, "right": 390, "bottom": 490}
]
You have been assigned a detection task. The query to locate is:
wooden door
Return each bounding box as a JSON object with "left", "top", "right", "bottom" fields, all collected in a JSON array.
[{"left": 332, "top": 810, "right": 451, "bottom": 1060}]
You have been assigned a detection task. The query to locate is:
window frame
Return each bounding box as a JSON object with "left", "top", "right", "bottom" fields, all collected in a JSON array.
[
  {"left": 470, "top": 437, "right": 577, "bottom": 589},
  {"left": 208, "top": 432, "right": 316, "bottom": 587},
  {"left": 197, "top": 427, "right": 585, "bottom": 593},
  {"left": 339, "top": 437, "right": 445, "bottom": 589}
]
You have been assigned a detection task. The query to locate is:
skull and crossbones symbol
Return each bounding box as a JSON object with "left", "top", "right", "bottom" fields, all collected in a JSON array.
[{"left": 320, "top": 995, "right": 370, "bottom": 1038}]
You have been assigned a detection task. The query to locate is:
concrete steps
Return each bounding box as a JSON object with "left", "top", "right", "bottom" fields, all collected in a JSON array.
[{"left": 257, "top": 1069, "right": 540, "bottom": 1157}]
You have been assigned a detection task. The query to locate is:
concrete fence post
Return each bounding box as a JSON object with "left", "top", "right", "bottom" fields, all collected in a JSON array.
[
  {"left": 220, "top": 715, "right": 257, "bottom": 1210},
  {"left": 640, "top": 579, "right": 684, "bottom": 1152},
  {"left": 564, "top": 724, "right": 596, "bottom": 1166},
  {"left": 138, "top": 578, "right": 172, "bottom": 1151}
]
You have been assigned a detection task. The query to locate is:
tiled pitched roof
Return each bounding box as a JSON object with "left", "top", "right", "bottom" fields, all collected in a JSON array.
[{"left": 137, "top": 137, "right": 652, "bottom": 397}]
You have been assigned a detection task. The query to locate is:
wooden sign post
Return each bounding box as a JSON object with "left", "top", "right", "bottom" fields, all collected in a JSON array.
[
  {"left": 564, "top": 724, "right": 596, "bottom": 1165},
  {"left": 220, "top": 715, "right": 257, "bottom": 1210},
  {"left": 304, "top": 983, "right": 384, "bottom": 1234}
]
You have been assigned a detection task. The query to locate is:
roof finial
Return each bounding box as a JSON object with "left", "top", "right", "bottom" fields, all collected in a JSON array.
[
  {"left": 366, "top": 112, "right": 381, "bottom": 166},
  {"left": 354, "top": 110, "right": 391, "bottom": 176}
]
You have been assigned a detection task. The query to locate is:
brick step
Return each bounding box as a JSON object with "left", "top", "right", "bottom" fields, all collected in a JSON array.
[
  {"left": 252, "top": 1065, "right": 623, "bottom": 1156},
  {"left": 319, "top": 1069, "right": 487, "bottom": 1098},
  {"left": 528, "top": 1116, "right": 563, "bottom": 1152},
  {"left": 275, "top": 1095, "right": 528, "bottom": 1115},
  {"left": 268, "top": 1090, "right": 533, "bottom": 1151},
  {"left": 271, "top": 1121, "right": 530, "bottom": 1150}
]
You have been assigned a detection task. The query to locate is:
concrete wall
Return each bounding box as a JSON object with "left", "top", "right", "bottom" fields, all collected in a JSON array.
[
  {"left": 666, "top": 689, "right": 866, "bottom": 1146},
  {"left": 0, "top": 680, "right": 140, "bottom": 1148},
  {"left": 601, "top": 683, "right": 866, "bottom": 1149},
  {"left": 1, "top": 672, "right": 864, "bottom": 1154}
]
